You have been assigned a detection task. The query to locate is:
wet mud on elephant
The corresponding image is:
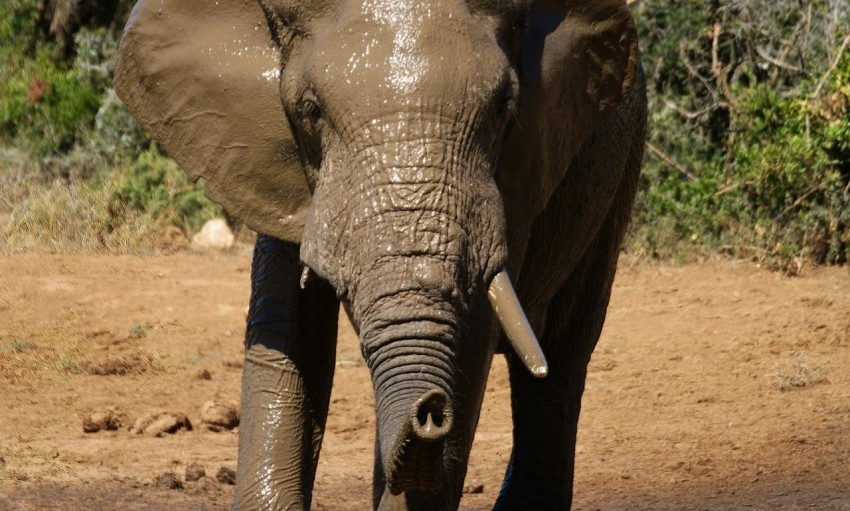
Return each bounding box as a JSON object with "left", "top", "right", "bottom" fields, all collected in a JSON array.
[{"left": 114, "top": 0, "right": 646, "bottom": 509}]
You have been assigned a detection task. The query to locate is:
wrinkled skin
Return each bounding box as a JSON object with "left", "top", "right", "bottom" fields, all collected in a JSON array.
[
  {"left": 243, "top": 2, "right": 645, "bottom": 509},
  {"left": 115, "top": 0, "right": 646, "bottom": 509}
]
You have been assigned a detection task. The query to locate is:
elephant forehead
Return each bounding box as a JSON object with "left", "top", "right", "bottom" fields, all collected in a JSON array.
[
  {"left": 364, "top": 139, "right": 450, "bottom": 169},
  {"left": 310, "top": 0, "right": 507, "bottom": 105},
  {"left": 362, "top": 0, "right": 433, "bottom": 93}
]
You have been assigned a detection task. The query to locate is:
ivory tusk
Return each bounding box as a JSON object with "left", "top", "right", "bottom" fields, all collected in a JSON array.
[
  {"left": 487, "top": 270, "right": 548, "bottom": 378},
  {"left": 300, "top": 265, "right": 312, "bottom": 290}
]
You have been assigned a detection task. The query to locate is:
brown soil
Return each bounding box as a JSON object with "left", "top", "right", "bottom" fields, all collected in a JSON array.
[{"left": 0, "top": 253, "right": 848, "bottom": 510}]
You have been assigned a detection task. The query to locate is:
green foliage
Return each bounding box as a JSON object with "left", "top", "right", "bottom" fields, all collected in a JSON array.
[
  {"left": 630, "top": 0, "right": 850, "bottom": 271},
  {"left": 636, "top": 1, "right": 714, "bottom": 97},
  {"left": 0, "top": 6, "right": 143, "bottom": 166},
  {"left": 2, "top": 147, "right": 224, "bottom": 252},
  {"left": 0, "top": 49, "right": 101, "bottom": 158},
  {"left": 730, "top": 67, "right": 850, "bottom": 266},
  {"left": 92, "top": 88, "right": 148, "bottom": 159},
  {"left": 105, "top": 147, "right": 224, "bottom": 236},
  {"left": 0, "top": 6, "right": 220, "bottom": 252},
  {"left": 0, "top": 0, "right": 43, "bottom": 68},
  {"left": 73, "top": 26, "right": 120, "bottom": 90}
]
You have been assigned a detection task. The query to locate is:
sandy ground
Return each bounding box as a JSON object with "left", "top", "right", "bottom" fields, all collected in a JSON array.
[{"left": 0, "top": 252, "right": 848, "bottom": 510}]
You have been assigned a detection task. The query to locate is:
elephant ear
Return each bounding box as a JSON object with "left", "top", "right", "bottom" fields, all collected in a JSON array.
[
  {"left": 498, "top": 0, "right": 640, "bottom": 227},
  {"left": 114, "top": 0, "right": 309, "bottom": 242}
]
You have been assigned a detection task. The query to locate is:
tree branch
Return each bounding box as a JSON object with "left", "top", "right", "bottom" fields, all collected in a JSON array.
[
  {"left": 664, "top": 100, "right": 718, "bottom": 121},
  {"left": 810, "top": 31, "right": 850, "bottom": 101},
  {"left": 646, "top": 142, "right": 698, "bottom": 181},
  {"left": 773, "top": 184, "right": 823, "bottom": 223},
  {"left": 711, "top": 22, "right": 738, "bottom": 112},
  {"left": 756, "top": 45, "right": 803, "bottom": 73}
]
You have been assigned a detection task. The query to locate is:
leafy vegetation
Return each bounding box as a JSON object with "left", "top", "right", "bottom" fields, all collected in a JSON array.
[
  {"left": 0, "top": 0, "right": 222, "bottom": 252},
  {"left": 0, "top": 0, "right": 848, "bottom": 270},
  {"left": 0, "top": 1, "right": 101, "bottom": 159},
  {"left": 630, "top": 0, "right": 850, "bottom": 272},
  {"left": 105, "top": 146, "right": 223, "bottom": 237}
]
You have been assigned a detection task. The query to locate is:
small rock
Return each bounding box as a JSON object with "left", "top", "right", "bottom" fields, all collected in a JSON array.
[
  {"left": 154, "top": 472, "right": 183, "bottom": 490},
  {"left": 157, "top": 225, "right": 188, "bottom": 250},
  {"left": 83, "top": 410, "right": 123, "bottom": 433},
  {"left": 131, "top": 412, "right": 192, "bottom": 437},
  {"left": 185, "top": 463, "right": 206, "bottom": 482},
  {"left": 196, "top": 476, "right": 217, "bottom": 491},
  {"left": 200, "top": 401, "right": 240, "bottom": 431},
  {"left": 195, "top": 369, "right": 212, "bottom": 380},
  {"left": 191, "top": 219, "right": 234, "bottom": 250},
  {"left": 463, "top": 480, "right": 484, "bottom": 494},
  {"left": 216, "top": 466, "right": 236, "bottom": 485},
  {"left": 222, "top": 358, "right": 243, "bottom": 369}
]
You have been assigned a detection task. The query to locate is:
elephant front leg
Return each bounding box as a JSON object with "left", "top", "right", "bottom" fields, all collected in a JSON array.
[{"left": 234, "top": 236, "right": 339, "bottom": 510}]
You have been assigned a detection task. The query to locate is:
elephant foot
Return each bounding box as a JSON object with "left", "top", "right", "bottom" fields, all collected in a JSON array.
[{"left": 376, "top": 489, "right": 456, "bottom": 511}]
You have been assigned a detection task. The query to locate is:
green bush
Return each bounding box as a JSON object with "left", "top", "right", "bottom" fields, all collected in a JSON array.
[
  {"left": 92, "top": 88, "right": 148, "bottom": 159},
  {"left": 105, "top": 147, "right": 224, "bottom": 237},
  {"left": 730, "top": 66, "right": 850, "bottom": 266},
  {"left": 0, "top": 5, "right": 140, "bottom": 167},
  {"left": 0, "top": 49, "right": 101, "bottom": 159},
  {"left": 630, "top": 0, "right": 850, "bottom": 271},
  {"left": 0, "top": 0, "right": 43, "bottom": 68}
]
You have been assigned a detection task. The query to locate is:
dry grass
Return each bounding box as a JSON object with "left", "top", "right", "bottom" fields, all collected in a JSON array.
[
  {"left": 1, "top": 178, "right": 106, "bottom": 252},
  {"left": 1, "top": 152, "right": 190, "bottom": 254},
  {"left": 772, "top": 352, "right": 829, "bottom": 391}
]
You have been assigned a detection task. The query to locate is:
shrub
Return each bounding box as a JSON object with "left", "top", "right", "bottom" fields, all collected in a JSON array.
[
  {"left": 105, "top": 147, "right": 224, "bottom": 238},
  {"left": 0, "top": 3, "right": 226, "bottom": 253},
  {"left": 2, "top": 147, "right": 224, "bottom": 252},
  {"left": 0, "top": 49, "right": 101, "bottom": 159},
  {"left": 0, "top": 9, "right": 140, "bottom": 168},
  {"left": 0, "top": 0, "right": 43, "bottom": 67},
  {"left": 629, "top": 0, "right": 850, "bottom": 271}
]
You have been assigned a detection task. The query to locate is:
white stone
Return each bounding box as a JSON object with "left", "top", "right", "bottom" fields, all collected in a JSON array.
[{"left": 191, "top": 219, "right": 234, "bottom": 250}]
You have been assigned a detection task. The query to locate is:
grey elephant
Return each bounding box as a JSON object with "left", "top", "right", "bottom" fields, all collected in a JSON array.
[{"left": 114, "top": 0, "right": 646, "bottom": 509}]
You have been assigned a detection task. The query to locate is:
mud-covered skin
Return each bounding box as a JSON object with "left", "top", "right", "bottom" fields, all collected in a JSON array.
[
  {"left": 114, "top": 0, "right": 646, "bottom": 509},
  {"left": 496, "top": 78, "right": 647, "bottom": 510},
  {"left": 237, "top": 236, "right": 339, "bottom": 510},
  {"left": 279, "top": 2, "right": 518, "bottom": 504},
  {"left": 242, "top": 78, "right": 646, "bottom": 511}
]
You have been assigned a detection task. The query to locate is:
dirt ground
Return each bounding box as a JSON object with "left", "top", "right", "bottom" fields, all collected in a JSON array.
[{"left": 0, "top": 252, "right": 848, "bottom": 510}]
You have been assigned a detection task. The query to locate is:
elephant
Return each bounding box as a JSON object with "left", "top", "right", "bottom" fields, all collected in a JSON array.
[{"left": 114, "top": 0, "right": 646, "bottom": 509}]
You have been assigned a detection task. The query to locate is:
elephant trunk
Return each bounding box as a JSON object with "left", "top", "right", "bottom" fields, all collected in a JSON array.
[
  {"left": 355, "top": 257, "right": 463, "bottom": 495},
  {"left": 383, "top": 387, "right": 454, "bottom": 495},
  {"left": 300, "top": 139, "right": 510, "bottom": 497}
]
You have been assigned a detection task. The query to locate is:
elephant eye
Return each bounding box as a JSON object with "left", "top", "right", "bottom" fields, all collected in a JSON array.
[
  {"left": 303, "top": 99, "right": 322, "bottom": 125},
  {"left": 496, "top": 77, "right": 519, "bottom": 126},
  {"left": 500, "top": 88, "right": 517, "bottom": 117},
  {"left": 295, "top": 93, "right": 325, "bottom": 170},
  {"left": 487, "top": 82, "right": 518, "bottom": 165},
  {"left": 300, "top": 95, "right": 325, "bottom": 142}
]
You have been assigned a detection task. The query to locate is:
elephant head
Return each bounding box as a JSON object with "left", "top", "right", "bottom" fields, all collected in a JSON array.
[{"left": 115, "top": 0, "right": 640, "bottom": 507}]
